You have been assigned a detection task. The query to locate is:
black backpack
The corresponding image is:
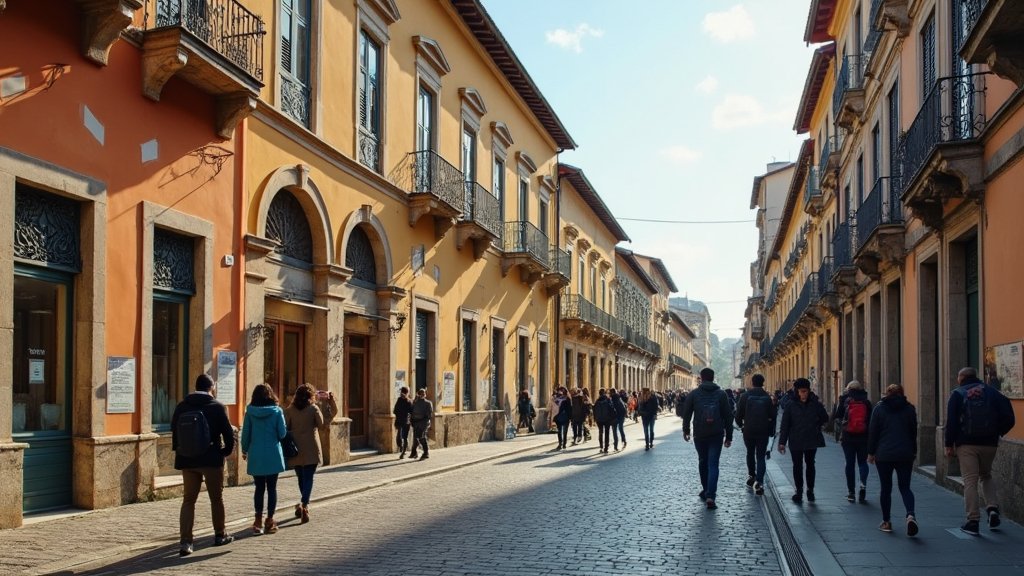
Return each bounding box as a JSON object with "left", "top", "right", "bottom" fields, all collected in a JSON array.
[
  {"left": 693, "top": 392, "right": 725, "bottom": 437},
  {"left": 175, "top": 408, "right": 211, "bottom": 458},
  {"left": 958, "top": 384, "right": 999, "bottom": 438},
  {"left": 675, "top": 395, "right": 687, "bottom": 418},
  {"left": 593, "top": 399, "right": 613, "bottom": 425},
  {"left": 743, "top": 394, "right": 774, "bottom": 436}
]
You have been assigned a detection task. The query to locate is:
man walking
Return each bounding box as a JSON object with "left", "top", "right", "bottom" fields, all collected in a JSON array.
[
  {"left": 409, "top": 388, "right": 434, "bottom": 460},
  {"left": 171, "top": 373, "right": 235, "bottom": 556},
  {"left": 778, "top": 377, "right": 828, "bottom": 503},
  {"left": 944, "top": 367, "right": 1015, "bottom": 535},
  {"left": 682, "top": 368, "right": 734, "bottom": 509},
  {"left": 735, "top": 373, "right": 776, "bottom": 496}
]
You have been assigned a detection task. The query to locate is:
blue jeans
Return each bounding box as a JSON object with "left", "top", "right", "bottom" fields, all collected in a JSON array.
[
  {"left": 615, "top": 417, "right": 626, "bottom": 445},
  {"left": 294, "top": 464, "right": 317, "bottom": 505},
  {"left": 396, "top": 424, "right": 410, "bottom": 452},
  {"left": 641, "top": 416, "right": 656, "bottom": 446},
  {"left": 693, "top": 434, "right": 725, "bottom": 500},
  {"left": 556, "top": 422, "right": 570, "bottom": 446},
  {"left": 876, "top": 460, "right": 915, "bottom": 522},
  {"left": 253, "top": 474, "right": 279, "bottom": 517},
  {"left": 842, "top": 439, "right": 869, "bottom": 492},
  {"left": 744, "top": 434, "right": 770, "bottom": 484}
]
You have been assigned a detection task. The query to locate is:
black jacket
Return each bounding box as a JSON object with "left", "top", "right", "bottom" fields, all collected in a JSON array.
[
  {"left": 638, "top": 395, "right": 660, "bottom": 420},
  {"left": 171, "top": 392, "right": 234, "bottom": 470},
  {"left": 868, "top": 394, "right": 917, "bottom": 462},
  {"left": 681, "top": 381, "right": 734, "bottom": 442},
  {"left": 393, "top": 395, "right": 413, "bottom": 428},
  {"left": 831, "top": 389, "right": 873, "bottom": 443},
  {"left": 944, "top": 378, "right": 1016, "bottom": 447},
  {"left": 779, "top": 391, "right": 828, "bottom": 451},
  {"left": 735, "top": 387, "right": 777, "bottom": 437},
  {"left": 611, "top": 394, "right": 627, "bottom": 419}
]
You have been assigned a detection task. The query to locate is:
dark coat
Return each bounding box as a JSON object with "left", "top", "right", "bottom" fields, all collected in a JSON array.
[
  {"left": 411, "top": 396, "right": 433, "bottom": 432},
  {"left": 779, "top": 391, "right": 828, "bottom": 451},
  {"left": 735, "top": 387, "right": 777, "bottom": 438},
  {"left": 171, "top": 392, "right": 235, "bottom": 470},
  {"left": 831, "top": 389, "right": 873, "bottom": 444},
  {"left": 611, "top": 394, "right": 627, "bottom": 420},
  {"left": 681, "top": 381, "right": 734, "bottom": 442},
  {"left": 944, "top": 377, "right": 1016, "bottom": 448},
  {"left": 393, "top": 395, "right": 413, "bottom": 428},
  {"left": 868, "top": 394, "right": 917, "bottom": 462},
  {"left": 638, "top": 395, "right": 660, "bottom": 420},
  {"left": 554, "top": 396, "right": 573, "bottom": 425}
]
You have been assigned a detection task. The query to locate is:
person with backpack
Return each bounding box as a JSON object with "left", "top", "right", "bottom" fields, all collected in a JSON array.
[
  {"left": 778, "top": 378, "right": 828, "bottom": 503},
  {"left": 674, "top": 390, "right": 688, "bottom": 419},
  {"left": 593, "top": 388, "right": 616, "bottom": 453},
  {"left": 611, "top": 387, "right": 628, "bottom": 450},
  {"left": 241, "top": 383, "right": 288, "bottom": 536},
  {"left": 171, "top": 373, "right": 236, "bottom": 556},
  {"left": 681, "top": 368, "right": 734, "bottom": 509},
  {"left": 944, "top": 366, "right": 1016, "bottom": 536},
  {"left": 638, "top": 387, "right": 660, "bottom": 450},
  {"left": 868, "top": 383, "right": 919, "bottom": 536},
  {"left": 832, "top": 380, "right": 873, "bottom": 502},
  {"left": 553, "top": 386, "right": 572, "bottom": 450},
  {"left": 517, "top": 390, "right": 536, "bottom": 433},
  {"left": 735, "top": 373, "right": 777, "bottom": 496}
]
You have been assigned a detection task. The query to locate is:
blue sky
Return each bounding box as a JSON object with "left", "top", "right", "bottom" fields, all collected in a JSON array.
[{"left": 481, "top": 0, "right": 815, "bottom": 340}]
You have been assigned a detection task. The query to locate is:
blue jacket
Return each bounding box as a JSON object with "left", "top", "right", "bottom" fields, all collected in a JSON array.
[
  {"left": 241, "top": 405, "right": 286, "bottom": 477},
  {"left": 779, "top": 391, "right": 828, "bottom": 451},
  {"left": 944, "top": 378, "right": 1015, "bottom": 447},
  {"left": 867, "top": 394, "right": 917, "bottom": 462}
]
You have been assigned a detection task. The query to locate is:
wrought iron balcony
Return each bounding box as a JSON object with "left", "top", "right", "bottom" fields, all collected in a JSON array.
[
  {"left": 764, "top": 283, "right": 778, "bottom": 312},
  {"left": 359, "top": 130, "right": 381, "bottom": 173},
  {"left": 853, "top": 177, "right": 904, "bottom": 277},
  {"left": 280, "top": 76, "right": 311, "bottom": 128},
  {"left": 560, "top": 294, "right": 621, "bottom": 343},
  {"left": 820, "top": 133, "right": 842, "bottom": 190},
  {"left": 864, "top": 0, "right": 883, "bottom": 55},
  {"left": 751, "top": 321, "right": 764, "bottom": 341},
  {"left": 960, "top": 1, "right": 1023, "bottom": 87},
  {"left": 455, "top": 181, "right": 502, "bottom": 259},
  {"left": 393, "top": 150, "right": 464, "bottom": 236},
  {"left": 142, "top": 0, "right": 265, "bottom": 138},
  {"left": 542, "top": 247, "right": 571, "bottom": 294},
  {"left": 669, "top": 353, "right": 693, "bottom": 373},
  {"left": 897, "top": 73, "right": 988, "bottom": 230},
  {"left": 813, "top": 257, "right": 839, "bottom": 316},
  {"left": 833, "top": 54, "right": 866, "bottom": 129},
  {"left": 767, "top": 275, "right": 819, "bottom": 357},
  {"left": 501, "top": 221, "right": 549, "bottom": 282},
  {"left": 804, "top": 165, "right": 823, "bottom": 215},
  {"left": 831, "top": 218, "right": 858, "bottom": 294}
]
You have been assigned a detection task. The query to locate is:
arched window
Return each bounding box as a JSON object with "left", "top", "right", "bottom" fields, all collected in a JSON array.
[
  {"left": 266, "top": 190, "right": 313, "bottom": 265},
  {"left": 346, "top": 226, "right": 376, "bottom": 287}
]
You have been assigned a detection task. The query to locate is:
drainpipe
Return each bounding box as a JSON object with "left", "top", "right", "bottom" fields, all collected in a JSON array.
[{"left": 554, "top": 156, "right": 562, "bottom": 404}]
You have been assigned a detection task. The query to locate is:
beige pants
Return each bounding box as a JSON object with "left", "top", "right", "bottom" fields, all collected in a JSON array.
[
  {"left": 180, "top": 466, "right": 226, "bottom": 542},
  {"left": 956, "top": 444, "right": 999, "bottom": 522}
]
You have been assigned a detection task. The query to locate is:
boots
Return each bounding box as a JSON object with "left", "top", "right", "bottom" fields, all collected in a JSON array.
[
  {"left": 264, "top": 517, "right": 278, "bottom": 534},
  {"left": 252, "top": 513, "right": 264, "bottom": 535},
  {"left": 300, "top": 505, "right": 310, "bottom": 524}
]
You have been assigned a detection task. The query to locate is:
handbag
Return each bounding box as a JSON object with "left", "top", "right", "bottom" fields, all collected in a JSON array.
[{"left": 280, "top": 431, "right": 299, "bottom": 459}]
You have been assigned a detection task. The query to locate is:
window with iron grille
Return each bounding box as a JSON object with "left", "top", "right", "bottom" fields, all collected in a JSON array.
[
  {"left": 345, "top": 226, "right": 376, "bottom": 288},
  {"left": 358, "top": 30, "right": 382, "bottom": 170},
  {"left": 887, "top": 81, "right": 900, "bottom": 179},
  {"left": 921, "top": 13, "right": 936, "bottom": 99},
  {"left": 280, "top": 0, "right": 311, "bottom": 127}
]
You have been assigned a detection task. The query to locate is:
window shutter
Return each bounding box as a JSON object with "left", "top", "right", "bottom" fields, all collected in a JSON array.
[{"left": 415, "top": 311, "right": 429, "bottom": 360}]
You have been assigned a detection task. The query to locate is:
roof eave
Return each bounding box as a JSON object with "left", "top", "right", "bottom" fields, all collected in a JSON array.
[{"left": 558, "top": 164, "right": 631, "bottom": 242}]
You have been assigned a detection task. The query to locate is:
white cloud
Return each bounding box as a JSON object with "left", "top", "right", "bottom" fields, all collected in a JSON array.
[
  {"left": 711, "top": 94, "right": 788, "bottom": 130},
  {"left": 702, "top": 5, "right": 755, "bottom": 43},
  {"left": 695, "top": 75, "right": 719, "bottom": 94},
  {"left": 545, "top": 23, "right": 605, "bottom": 53},
  {"left": 660, "top": 145, "right": 703, "bottom": 166}
]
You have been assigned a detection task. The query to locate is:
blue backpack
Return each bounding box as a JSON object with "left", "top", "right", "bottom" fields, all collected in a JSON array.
[{"left": 958, "top": 384, "right": 999, "bottom": 438}]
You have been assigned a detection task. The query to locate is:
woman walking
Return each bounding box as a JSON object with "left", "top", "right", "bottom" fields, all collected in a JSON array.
[
  {"left": 517, "top": 390, "right": 536, "bottom": 433},
  {"left": 778, "top": 378, "right": 828, "bottom": 503},
  {"left": 393, "top": 386, "right": 413, "bottom": 458},
  {"left": 868, "top": 383, "right": 919, "bottom": 536},
  {"left": 241, "top": 383, "right": 287, "bottom": 535},
  {"left": 553, "top": 387, "right": 572, "bottom": 450},
  {"left": 592, "top": 388, "right": 615, "bottom": 453},
  {"left": 284, "top": 384, "right": 337, "bottom": 524},
  {"left": 638, "top": 387, "right": 659, "bottom": 450},
  {"left": 832, "top": 380, "right": 873, "bottom": 502}
]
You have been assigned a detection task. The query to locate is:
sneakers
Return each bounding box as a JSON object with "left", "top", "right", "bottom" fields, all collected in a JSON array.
[
  {"left": 791, "top": 492, "right": 803, "bottom": 503},
  {"left": 847, "top": 492, "right": 855, "bottom": 503},
  {"left": 906, "top": 515, "right": 919, "bottom": 537},
  {"left": 746, "top": 475, "right": 756, "bottom": 488},
  {"left": 878, "top": 521, "right": 893, "bottom": 533},
  {"left": 179, "top": 541, "right": 193, "bottom": 557},
  {"left": 706, "top": 498, "right": 717, "bottom": 510},
  {"left": 960, "top": 520, "right": 980, "bottom": 536},
  {"left": 988, "top": 507, "right": 1002, "bottom": 529},
  {"left": 806, "top": 490, "right": 816, "bottom": 502},
  {"left": 419, "top": 453, "right": 429, "bottom": 460},
  {"left": 214, "top": 534, "right": 234, "bottom": 546},
  {"left": 409, "top": 451, "right": 418, "bottom": 459},
  {"left": 754, "top": 482, "right": 765, "bottom": 496},
  {"left": 858, "top": 484, "right": 867, "bottom": 503}
]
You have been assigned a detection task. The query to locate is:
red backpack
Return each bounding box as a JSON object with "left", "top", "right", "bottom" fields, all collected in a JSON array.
[{"left": 844, "top": 398, "right": 868, "bottom": 435}]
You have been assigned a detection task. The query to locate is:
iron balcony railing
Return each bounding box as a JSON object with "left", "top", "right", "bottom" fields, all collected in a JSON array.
[
  {"left": 855, "top": 177, "right": 903, "bottom": 251},
  {"left": 817, "top": 256, "right": 835, "bottom": 296},
  {"left": 503, "top": 221, "right": 549, "bottom": 266},
  {"left": 770, "top": 275, "right": 817, "bottom": 352},
  {"left": 280, "top": 76, "right": 310, "bottom": 127},
  {"left": 864, "top": 0, "right": 884, "bottom": 54},
  {"left": 897, "top": 73, "right": 988, "bottom": 195},
  {"left": 765, "top": 282, "right": 778, "bottom": 311},
  {"left": 832, "top": 54, "right": 866, "bottom": 116},
  {"left": 460, "top": 181, "right": 502, "bottom": 238},
  {"left": 819, "top": 136, "right": 833, "bottom": 173},
  {"left": 393, "top": 150, "right": 464, "bottom": 208},
  {"left": 804, "top": 165, "right": 822, "bottom": 207},
  {"left": 669, "top": 353, "right": 692, "bottom": 372},
  {"left": 549, "top": 246, "right": 571, "bottom": 280},
  {"left": 833, "top": 218, "right": 855, "bottom": 269},
  {"left": 359, "top": 130, "right": 381, "bottom": 172},
  {"left": 960, "top": 0, "right": 990, "bottom": 53},
  {"left": 151, "top": 0, "right": 265, "bottom": 81},
  {"left": 560, "top": 294, "right": 617, "bottom": 334}
]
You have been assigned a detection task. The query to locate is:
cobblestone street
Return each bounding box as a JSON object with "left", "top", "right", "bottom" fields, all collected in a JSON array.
[{"left": 58, "top": 419, "right": 782, "bottom": 576}]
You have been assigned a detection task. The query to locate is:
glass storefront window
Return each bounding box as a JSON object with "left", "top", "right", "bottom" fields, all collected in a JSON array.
[
  {"left": 152, "top": 296, "right": 187, "bottom": 428},
  {"left": 12, "top": 274, "right": 70, "bottom": 434}
]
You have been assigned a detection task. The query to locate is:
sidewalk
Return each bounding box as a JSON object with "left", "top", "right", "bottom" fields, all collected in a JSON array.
[
  {"left": 766, "top": 436, "right": 1024, "bottom": 575},
  {"left": 0, "top": 430, "right": 560, "bottom": 575}
]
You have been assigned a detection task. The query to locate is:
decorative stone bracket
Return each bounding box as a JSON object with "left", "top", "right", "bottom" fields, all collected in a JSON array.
[{"left": 77, "top": 0, "right": 143, "bottom": 66}]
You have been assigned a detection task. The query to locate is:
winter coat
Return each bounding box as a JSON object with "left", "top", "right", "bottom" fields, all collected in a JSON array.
[
  {"left": 593, "top": 396, "right": 615, "bottom": 425},
  {"left": 241, "top": 404, "right": 287, "bottom": 476},
  {"left": 735, "top": 387, "right": 777, "bottom": 438},
  {"left": 411, "top": 396, "right": 433, "bottom": 432},
  {"left": 832, "top": 389, "right": 873, "bottom": 444},
  {"left": 779, "top": 391, "right": 828, "bottom": 451},
  {"left": 944, "top": 377, "right": 1016, "bottom": 448},
  {"left": 638, "top": 395, "right": 660, "bottom": 420},
  {"left": 612, "top": 393, "right": 628, "bottom": 420},
  {"left": 393, "top": 395, "right": 413, "bottom": 428},
  {"left": 571, "top": 395, "right": 591, "bottom": 424},
  {"left": 681, "top": 381, "right": 735, "bottom": 442},
  {"left": 285, "top": 399, "right": 334, "bottom": 468},
  {"left": 554, "top": 396, "right": 573, "bottom": 425},
  {"left": 867, "top": 394, "right": 918, "bottom": 462},
  {"left": 171, "top": 392, "right": 235, "bottom": 470}
]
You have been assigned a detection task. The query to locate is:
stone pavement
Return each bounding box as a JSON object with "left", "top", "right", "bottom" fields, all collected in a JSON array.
[
  {"left": 767, "top": 435, "right": 1024, "bottom": 575},
  {"left": 0, "top": 427, "right": 561, "bottom": 575}
]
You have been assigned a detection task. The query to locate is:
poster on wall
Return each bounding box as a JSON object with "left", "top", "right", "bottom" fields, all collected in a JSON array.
[
  {"left": 106, "top": 356, "right": 136, "bottom": 414},
  {"left": 442, "top": 371, "right": 456, "bottom": 409},
  {"left": 216, "top": 350, "right": 238, "bottom": 405},
  {"left": 394, "top": 370, "right": 407, "bottom": 400},
  {"left": 28, "top": 359, "right": 45, "bottom": 384},
  {"left": 984, "top": 341, "right": 1024, "bottom": 399}
]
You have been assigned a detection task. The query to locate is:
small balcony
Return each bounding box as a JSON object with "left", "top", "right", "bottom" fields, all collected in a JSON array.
[
  {"left": 813, "top": 256, "right": 840, "bottom": 315},
  {"left": 819, "top": 133, "right": 842, "bottom": 190},
  {"left": 854, "top": 177, "right": 905, "bottom": 277},
  {"left": 393, "top": 150, "right": 464, "bottom": 237},
  {"left": 142, "top": 0, "right": 266, "bottom": 139},
  {"left": 833, "top": 54, "right": 866, "bottom": 129},
  {"left": 874, "top": 0, "right": 910, "bottom": 39},
  {"left": 960, "top": 0, "right": 1024, "bottom": 87},
  {"left": 804, "top": 165, "right": 823, "bottom": 216},
  {"left": 560, "top": 294, "right": 621, "bottom": 344},
  {"left": 501, "top": 221, "right": 550, "bottom": 283},
  {"left": 751, "top": 321, "right": 764, "bottom": 341},
  {"left": 669, "top": 353, "right": 693, "bottom": 374},
  {"left": 542, "top": 247, "right": 571, "bottom": 295},
  {"left": 897, "top": 74, "right": 988, "bottom": 231},
  {"left": 455, "top": 181, "right": 501, "bottom": 259},
  {"left": 831, "top": 218, "right": 858, "bottom": 295}
]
